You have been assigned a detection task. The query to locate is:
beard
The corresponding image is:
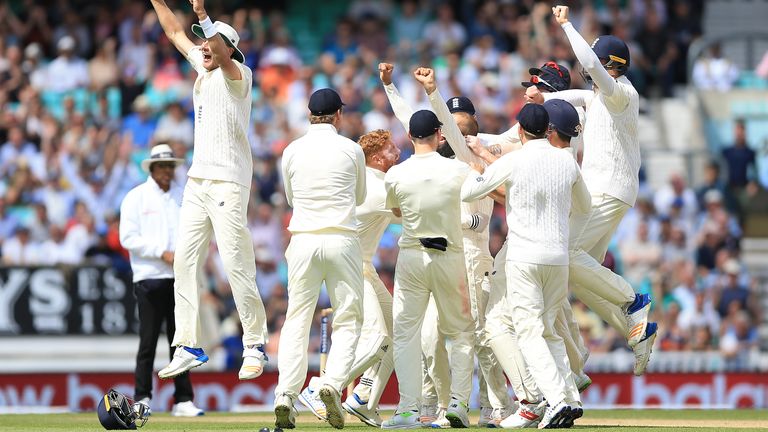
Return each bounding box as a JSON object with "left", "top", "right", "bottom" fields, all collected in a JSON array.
[{"left": 436, "top": 142, "right": 455, "bottom": 158}]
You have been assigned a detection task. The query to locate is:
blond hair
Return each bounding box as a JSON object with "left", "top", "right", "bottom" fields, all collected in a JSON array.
[{"left": 357, "top": 129, "right": 392, "bottom": 162}]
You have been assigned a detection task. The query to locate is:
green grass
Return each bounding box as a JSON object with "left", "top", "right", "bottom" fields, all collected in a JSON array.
[{"left": 1, "top": 410, "right": 767, "bottom": 431}]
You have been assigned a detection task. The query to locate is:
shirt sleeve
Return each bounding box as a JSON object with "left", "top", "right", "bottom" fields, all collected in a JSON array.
[
  {"left": 383, "top": 83, "right": 414, "bottom": 134},
  {"left": 543, "top": 89, "right": 593, "bottom": 109},
  {"left": 477, "top": 123, "right": 522, "bottom": 154},
  {"left": 428, "top": 88, "right": 477, "bottom": 164},
  {"left": 461, "top": 153, "right": 514, "bottom": 202},
  {"left": 224, "top": 62, "right": 252, "bottom": 99},
  {"left": 119, "top": 190, "right": 165, "bottom": 259},
  {"left": 354, "top": 145, "right": 367, "bottom": 206},
  {"left": 185, "top": 46, "right": 207, "bottom": 75},
  {"left": 571, "top": 164, "right": 592, "bottom": 215},
  {"left": 384, "top": 171, "right": 399, "bottom": 210},
  {"left": 280, "top": 150, "right": 293, "bottom": 207}
]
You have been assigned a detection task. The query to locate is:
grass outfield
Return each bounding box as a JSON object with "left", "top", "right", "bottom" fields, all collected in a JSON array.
[{"left": 2, "top": 410, "right": 768, "bottom": 432}]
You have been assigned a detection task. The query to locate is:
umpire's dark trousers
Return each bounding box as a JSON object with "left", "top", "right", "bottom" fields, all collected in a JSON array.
[{"left": 134, "top": 278, "right": 194, "bottom": 403}]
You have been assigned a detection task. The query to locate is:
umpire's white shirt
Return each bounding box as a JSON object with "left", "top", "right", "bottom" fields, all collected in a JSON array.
[
  {"left": 462, "top": 139, "right": 591, "bottom": 265},
  {"left": 385, "top": 152, "right": 469, "bottom": 253},
  {"left": 119, "top": 177, "right": 182, "bottom": 282},
  {"left": 357, "top": 166, "right": 396, "bottom": 263},
  {"left": 282, "top": 123, "right": 367, "bottom": 233},
  {"left": 185, "top": 46, "right": 253, "bottom": 188}
]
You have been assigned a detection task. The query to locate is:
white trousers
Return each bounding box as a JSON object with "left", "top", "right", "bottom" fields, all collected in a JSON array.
[
  {"left": 421, "top": 296, "right": 450, "bottom": 408},
  {"left": 506, "top": 261, "right": 576, "bottom": 406},
  {"left": 350, "top": 262, "right": 394, "bottom": 409},
  {"left": 393, "top": 248, "right": 475, "bottom": 412},
  {"left": 172, "top": 178, "right": 267, "bottom": 347},
  {"left": 275, "top": 233, "right": 364, "bottom": 398},
  {"left": 569, "top": 193, "right": 636, "bottom": 337}
]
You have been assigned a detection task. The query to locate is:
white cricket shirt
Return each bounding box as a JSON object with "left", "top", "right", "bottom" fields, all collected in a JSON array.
[
  {"left": 357, "top": 167, "right": 397, "bottom": 263},
  {"left": 282, "top": 123, "right": 366, "bottom": 234}
]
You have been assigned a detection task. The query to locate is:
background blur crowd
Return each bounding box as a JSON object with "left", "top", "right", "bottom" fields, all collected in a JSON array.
[{"left": 0, "top": 0, "right": 764, "bottom": 372}]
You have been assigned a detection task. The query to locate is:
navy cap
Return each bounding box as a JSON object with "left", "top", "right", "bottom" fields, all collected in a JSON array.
[
  {"left": 446, "top": 96, "right": 475, "bottom": 115},
  {"left": 308, "top": 88, "right": 345, "bottom": 116},
  {"left": 521, "top": 62, "right": 571, "bottom": 92},
  {"left": 591, "top": 35, "right": 630, "bottom": 69},
  {"left": 409, "top": 110, "right": 442, "bottom": 139},
  {"left": 516, "top": 104, "right": 549, "bottom": 135},
  {"left": 543, "top": 100, "right": 581, "bottom": 138}
]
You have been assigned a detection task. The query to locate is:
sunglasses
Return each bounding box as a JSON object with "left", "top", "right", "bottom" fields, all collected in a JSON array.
[{"left": 530, "top": 75, "right": 558, "bottom": 92}]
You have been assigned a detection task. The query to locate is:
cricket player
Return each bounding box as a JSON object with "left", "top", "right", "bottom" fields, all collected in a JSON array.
[
  {"left": 298, "top": 130, "right": 400, "bottom": 427},
  {"left": 150, "top": 0, "right": 268, "bottom": 381},
  {"left": 527, "top": 5, "right": 658, "bottom": 375},
  {"left": 275, "top": 88, "right": 366, "bottom": 430},
  {"left": 462, "top": 104, "right": 591, "bottom": 429},
  {"left": 382, "top": 110, "right": 476, "bottom": 429}
]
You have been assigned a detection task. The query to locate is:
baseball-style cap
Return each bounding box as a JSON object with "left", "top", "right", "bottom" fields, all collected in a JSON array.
[
  {"left": 522, "top": 62, "right": 571, "bottom": 92},
  {"left": 446, "top": 96, "right": 476, "bottom": 115},
  {"left": 191, "top": 20, "right": 245, "bottom": 64},
  {"left": 591, "top": 35, "right": 630, "bottom": 70},
  {"left": 516, "top": 104, "right": 549, "bottom": 135},
  {"left": 543, "top": 100, "right": 581, "bottom": 138},
  {"left": 308, "top": 88, "right": 345, "bottom": 116},
  {"left": 409, "top": 110, "right": 442, "bottom": 139}
]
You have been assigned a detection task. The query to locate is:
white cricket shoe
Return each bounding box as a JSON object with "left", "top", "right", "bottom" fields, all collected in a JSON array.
[
  {"left": 239, "top": 345, "right": 267, "bottom": 380},
  {"left": 486, "top": 406, "right": 514, "bottom": 428},
  {"left": 574, "top": 372, "right": 592, "bottom": 393},
  {"left": 430, "top": 407, "right": 450, "bottom": 428},
  {"left": 298, "top": 376, "right": 326, "bottom": 420},
  {"left": 382, "top": 410, "right": 423, "bottom": 429},
  {"left": 500, "top": 400, "right": 545, "bottom": 429},
  {"left": 136, "top": 398, "right": 152, "bottom": 417},
  {"left": 445, "top": 398, "right": 470, "bottom": 428},
  {"left": 478, "top": 407, "right": 494, "bottom": 427},
  {"left": 342, "top": 392, "right": 382, "bottom": 427},
  {"left": 537, "top": 401, "right": 572, "bottom": 429},
  {"left": 275, "top": 394, "right": 297, "bottom": 429},
  {"left": 633, "top": 322, "right": 658, "bottom": 376},
  {"left": 318, "top": 385, "right": 344, "bottom": 429},
  {"left": 158, "top": 346, "right": 208, "bottom": 379},
  {"left": 419, "top": 404, "right": 438, "bottom": 425},
  {"left": 625, "top": 294, "right": 652, "bottom": 347},
  {"left": 171, "top": 401, "right": 204, "bottom": 417}
]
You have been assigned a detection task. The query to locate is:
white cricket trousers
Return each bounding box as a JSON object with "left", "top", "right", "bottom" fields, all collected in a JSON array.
[
  {"left": 421, "top": 296, "right": 450, "bottom": 408},
  {"left": 506, "top": 261, "right": 573, "bottom": 407},
  {"left": 172, "top": 178, "right": 267, "bottom": 347},
  {"left": 393, "top": 248, "right": 475, "bottom": 412},
  {"left": 350, "top": 262, "right": 394, "bottom": 409},
  {"left": 275, "top": 232, "right": 364, "bottom": 399},
  {"left": 569, "top": 193, "right": 636, "bottom": 337}
]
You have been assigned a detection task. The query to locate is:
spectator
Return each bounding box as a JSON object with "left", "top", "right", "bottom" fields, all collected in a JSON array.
[
  {"left": 678, "top": 292, "right": 720, "bottom": 336},
  {"left": 392, "top": 0, "right": 427, "bottom": 60},
  {"left": 422, "top": 3, "right": 466, "bottom": 57},
  {"left": 44, "top": 35, "right": 89, "bottom": 93},
  {"left": 1, "top": 226, "right": 40, "bottom": 265},
  {"left": 695, "top": 160, "right": 733, "bottom": 212},
  {"left": 715, "top": 259, "right": 750, "bottom": 318},
  {"left": 720, "top": 311, "right": 758, "bottom": 370},
  {"left": 121, "top": 95, "right": 157, "bottom": 149},
  {"left": 155, "top": 102, "right": 193, "bottom": 148},
  {"left": 620, "top": 222, "right": 662, "bottom": 288},
  {"left": 634, "top": 7, "right": 677, "bottom": 97},
  {"left": 721, "top": 119, "right": 756, "bottom": 191},
  {"left": 118, "top": 23, "right": 154, "bottom": 84},
  {"left": 692, "top": 43, "right": 739, "bottom": 91},
  {"left": 654, "top": 173, "right": 698, "bottom": 220},
  {"left": 88, "top": 38, "right": 120, "bottom": 92}
]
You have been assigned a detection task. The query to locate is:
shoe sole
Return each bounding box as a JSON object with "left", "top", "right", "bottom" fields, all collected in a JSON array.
[
  {"left": 319, "top": 387, "right": 344, "bottom": 429},
  {"left": 627, "top": 302, "right": 651, "bottom": 347},
  {"left": 298, "top": 392, "right": 327, "bottom": 420},
  {"left": 633, "top": 331, "right": 658, "bottom": 376},
  {"left": 342, "top": 401, "right": 380, "bottom": 427},
  {"left": 540, "top": 406, "right": 570, "bottom": 429},
  {"left": 158, "top": 356, "right": 208, "bottom": 379},
  {"left": 275, "top": 404, "right": 296, "bottom": 429},
  {"left": 445, "top": 412, "right": 468, "bottom": 428}
]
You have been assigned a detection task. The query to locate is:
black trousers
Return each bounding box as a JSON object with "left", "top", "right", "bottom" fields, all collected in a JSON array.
[{"left": 134, "top": 278, "right": 193, "bottom": 403}]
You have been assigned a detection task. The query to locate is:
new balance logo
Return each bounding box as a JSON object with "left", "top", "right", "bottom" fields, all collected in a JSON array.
[{"left": 380, "top": 344, "right": 389, "bottom": 353}]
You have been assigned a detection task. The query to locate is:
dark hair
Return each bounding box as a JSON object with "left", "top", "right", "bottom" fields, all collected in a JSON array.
[
  {"left": 523, "top": 129, "right": 547, "bottom": 140},
  {"left": 555, "top": 130, "right": 571, "bottom": 143},
  {"left": 310, "top": 112, "right": 338, "bottom": 124}
]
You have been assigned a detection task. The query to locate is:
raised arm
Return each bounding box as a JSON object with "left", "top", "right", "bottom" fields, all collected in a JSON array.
[
  {"left": 380, "top": 63, "right": 414, "bottom": 133},
  {"left": 149, "top": 0, "right": 195, "bottom": 56},
  {"left": 191, "top": 0, "right": 242, "bottom": 80}
]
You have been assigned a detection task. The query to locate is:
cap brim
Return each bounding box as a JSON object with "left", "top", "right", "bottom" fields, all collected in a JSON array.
[
  {"left": 141, "top": 158, "right": 185, "bottom": 172},
  {"left": 191, "top": 24, "right": 245, "bottom": 64}
]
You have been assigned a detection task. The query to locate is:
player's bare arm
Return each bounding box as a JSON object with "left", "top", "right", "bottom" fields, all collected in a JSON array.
[
  {"left": 466, "top": 136, "right": 500, "bottom": 164},
  {"left": 191, "top": 0, "right": 242, "bottom": 80},
  {"left": 149, "top": 0, "right": 195, "bottom": 56}
]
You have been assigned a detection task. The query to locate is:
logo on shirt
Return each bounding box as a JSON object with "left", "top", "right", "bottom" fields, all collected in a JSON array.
[
  {"left": 197, "top": 105, "right": 203, "bottom": 124},
  {"left": 476, "top": 176, "right": 484, "bottom": 182}
]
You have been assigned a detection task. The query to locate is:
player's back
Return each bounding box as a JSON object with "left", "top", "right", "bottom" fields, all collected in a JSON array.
[
  {"left": 385, "top": 152, "right": 468, "bottom": 253},
  {"left": 282, "top": 124, "right": 365, "bottom": 234}
]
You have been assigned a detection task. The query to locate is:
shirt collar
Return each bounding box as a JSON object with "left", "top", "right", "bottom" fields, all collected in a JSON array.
[
  {"left": 525, "top": 138, "right": 551, "bottom": 149},
  {"left": 367, "top": 166, "right": 386, "bottom": 179},
  {"left": 308, "top": 123, "right": 338, "bottom": 134},
  {"left": 147, "top": 176, "right": 173, "bottom": 194}
]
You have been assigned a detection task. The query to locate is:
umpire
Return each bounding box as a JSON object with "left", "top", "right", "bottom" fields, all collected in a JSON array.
[{"left": 119, "top": 144, "right": 203, "bottom": 416}]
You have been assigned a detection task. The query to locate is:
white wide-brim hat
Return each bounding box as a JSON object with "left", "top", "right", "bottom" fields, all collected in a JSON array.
[
  {"left": 191, "top": 21, "right": 245, "bottom": 64},
  {"left": 141, "top": 144, "right": 185, "bottom": 172}
]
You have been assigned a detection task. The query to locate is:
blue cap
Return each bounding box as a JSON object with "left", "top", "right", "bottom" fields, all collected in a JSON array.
[
  {"left": 409, "top": 110, "right": 442, "bottom": 139},
  {"left": 522, "top": 62, "right": 571, "bottom": 92},
  {"left": 446, "top": 96, "right": 475, "bottom": 115},
  {"left": 591, "top": 35, "right": 630, "bottom": 70},
  {"left": 308, "top": 88, "right": 345, "bottom": 115},
  {"left": 543, "top": 100, "right": 581, "bottom": 138},
  {"left": 516, "top": 104, "right": 549, "bottom": 135}
]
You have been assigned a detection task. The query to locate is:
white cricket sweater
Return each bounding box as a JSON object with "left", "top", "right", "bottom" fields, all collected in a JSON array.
[
  {"left": 282, "top": 123, "right": 367, "bottom": 234},
  {"left": 185, "top": 46, "right": 253, "bottom": 188},
  {"left": 461, "top": 139, "right": 591, "bottom": 265},
  {"left": 357, "top": 167, "right": 397, "bottom": 263}
]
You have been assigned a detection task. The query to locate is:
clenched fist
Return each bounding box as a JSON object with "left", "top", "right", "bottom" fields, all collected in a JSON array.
[
  {"left": 552, "top": 5, "right": 569, "bottom": 25},
  {"left": 378, "top": 63, "right": 394, "bottom": 85}
]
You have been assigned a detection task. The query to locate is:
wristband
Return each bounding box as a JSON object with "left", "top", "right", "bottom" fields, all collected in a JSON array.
[{"left": 199, "top": 16, "right": 216, "bottom": 39}]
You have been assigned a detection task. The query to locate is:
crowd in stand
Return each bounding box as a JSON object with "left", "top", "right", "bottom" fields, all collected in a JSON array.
[{"left": 0, "top": 0, "right": 762, "bottom": 371}]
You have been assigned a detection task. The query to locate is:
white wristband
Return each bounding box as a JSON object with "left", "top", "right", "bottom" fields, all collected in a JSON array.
[{"left": 199, "top": 16, "right": 216, "bottom": 39}]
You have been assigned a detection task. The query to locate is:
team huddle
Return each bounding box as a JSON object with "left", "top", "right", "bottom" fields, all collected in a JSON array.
[{"left": 126, "top": 1, "right": 657, "bottom": 430}]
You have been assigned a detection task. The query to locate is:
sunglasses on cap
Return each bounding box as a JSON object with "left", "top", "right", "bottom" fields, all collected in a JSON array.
[{"left": 530, "top": 75, "right": 558, "bottom": 93}]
